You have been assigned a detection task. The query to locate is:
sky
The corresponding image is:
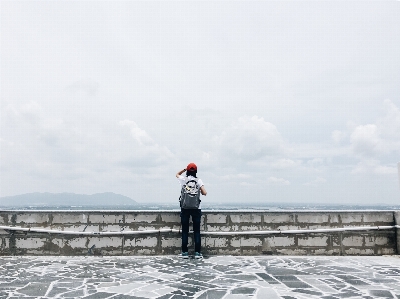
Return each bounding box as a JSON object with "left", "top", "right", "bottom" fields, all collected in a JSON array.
[{"left": 1, "top": 1, "right": 400, "bottom": 205}]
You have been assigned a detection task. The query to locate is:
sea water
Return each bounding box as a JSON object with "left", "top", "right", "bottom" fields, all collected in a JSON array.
[{"left": 1, "top": 203, "right": 399, "bottom": 211}]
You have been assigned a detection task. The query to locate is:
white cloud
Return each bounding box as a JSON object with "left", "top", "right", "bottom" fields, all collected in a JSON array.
[
  {"left": 267, "top": 177, "right": 290, "bottom": 186},
  {"left": 217, "top": 116, "right": 284, "bottom": 162},
  {"left": 374, "top": 165, "right": 398, "bottom": 175},
  {"left": 117, "top": 119, "right": 175, "bottom": 171},
  {"left": 2, "top": 2, "right": 399, "bottom": 204},
  {"left": 351, "top": 159, "right": 397, "bottom": 175},
  {"left": 119, "top": 120, "right": 156, "bottom": 146},
  {"left": 379, "top": 99, "right": 400, "bottom": 139},
  {"left": 349, "top": 100, "right": 400, "bottom": 156},
  {"left": 350, "top": 124, "right": 380, "bottom": 155},
  {"left": 3, "top": 101, "right": 43, "bottom": 128},
  {"left": 1, "top": 102, "right": 176, "bottom": 197}
]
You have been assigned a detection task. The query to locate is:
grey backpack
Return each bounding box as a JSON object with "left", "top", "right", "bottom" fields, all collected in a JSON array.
[{"left": 179, "top": 177, "right": 201, "bottom": 209}]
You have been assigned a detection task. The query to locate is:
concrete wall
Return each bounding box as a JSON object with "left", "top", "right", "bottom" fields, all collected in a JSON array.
[
  {"left": 0, "top": 210, "right": 398, "bottom": 256},
  {"left": 395, "top": 211, "right": 400, "bottom": 254}
]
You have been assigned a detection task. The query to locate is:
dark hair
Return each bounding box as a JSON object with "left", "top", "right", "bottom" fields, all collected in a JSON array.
[{"left": 186, "top": 170, "right": 197, "bottom": 177}]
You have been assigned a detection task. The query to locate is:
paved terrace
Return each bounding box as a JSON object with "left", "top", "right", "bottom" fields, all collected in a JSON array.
[{"left": 1, "top": 255, "right": 400, "bottom": 299}]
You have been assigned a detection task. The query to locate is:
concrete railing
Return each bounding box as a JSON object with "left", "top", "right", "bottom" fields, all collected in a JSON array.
[{"left": 0, "top": 210, "right": 399, "bottom": 256}]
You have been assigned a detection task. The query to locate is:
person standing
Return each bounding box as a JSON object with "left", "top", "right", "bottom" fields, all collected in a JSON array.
[{"left": 176, "top": 163, "right": 207, "bottom": 259}]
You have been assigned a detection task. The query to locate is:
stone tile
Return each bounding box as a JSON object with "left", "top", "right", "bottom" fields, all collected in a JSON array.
[
  {"left": 1, "top": 256, "right": 400, "bottom": 299},
  {"left": 256, "top": 272, "right": 281, "bottom": 284},
  {"left": 369, "top": 289, "right": 394, "bottom": 297},
  {"left": 82, "top": 292, "right": 112, "bottom": 299},
  {"left": 231, "top": 287, "right": 256, "bottom": 294},
  {"left": 197, "top": 290, "right": 226, "bottom": 299},
  {"left": 292, "top": 288, "right": 324, "bottom": 296},
  {"left": 17, "top": 282, "right": 51, "bottom": 296}
]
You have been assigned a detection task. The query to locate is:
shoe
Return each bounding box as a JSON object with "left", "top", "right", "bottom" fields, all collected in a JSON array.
[
  {"left": 194, "top": 252, "right": 203, "bottom": 259},
  {"left": 180, "top": 252, "right": 189, "bottom": 259}
]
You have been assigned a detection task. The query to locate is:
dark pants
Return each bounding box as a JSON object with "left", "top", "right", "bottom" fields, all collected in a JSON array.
[{"left": 180, "top": 208, "right": 202, "bottom": 253}]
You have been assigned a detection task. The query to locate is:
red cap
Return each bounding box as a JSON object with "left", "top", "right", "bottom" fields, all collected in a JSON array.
[{"left": 187, "top": 163, "right": 197, "bottom": 171}]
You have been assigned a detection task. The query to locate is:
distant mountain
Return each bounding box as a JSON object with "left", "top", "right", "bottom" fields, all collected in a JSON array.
[{"left": 0, "top": 192, "right": 138, "bottom": 207}]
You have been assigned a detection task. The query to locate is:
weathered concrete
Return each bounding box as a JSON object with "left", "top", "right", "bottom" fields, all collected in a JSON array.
[
  {"left": 0, "top": 210, "right": 398, "bottom": 256},
  {"left": 395, "top": 210, "right": 400, "bottom": 255}
]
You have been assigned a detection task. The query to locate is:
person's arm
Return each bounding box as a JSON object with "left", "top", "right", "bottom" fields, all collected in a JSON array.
[
  {"left": 200, "top": 186, "right": 207, "bottom": 196},
  {"left": 176, "top": 168, "right": 186, "bottom": 178}
]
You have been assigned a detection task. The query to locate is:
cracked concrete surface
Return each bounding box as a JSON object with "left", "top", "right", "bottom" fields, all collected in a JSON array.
[{"left": 1, "top": 255, "right": 400, "bottom": 298}]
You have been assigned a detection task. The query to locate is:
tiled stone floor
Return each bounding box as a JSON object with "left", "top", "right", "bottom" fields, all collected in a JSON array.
[{"left": 1, "top": 255, "right": 400, "bottom": 298}]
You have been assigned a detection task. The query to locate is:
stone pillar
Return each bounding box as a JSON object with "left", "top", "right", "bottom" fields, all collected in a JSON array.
[{"left": 395, "top": 211, "right": 400, "bottom": 255}]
